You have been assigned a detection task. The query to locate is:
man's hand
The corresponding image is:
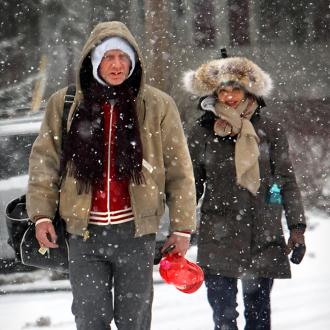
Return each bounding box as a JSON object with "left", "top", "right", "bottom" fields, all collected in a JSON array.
[
  {"left": 35, "top": 220, "right": 59, "bottom": 249},
  {"left": 161, "top": 233, "right": 190, "bottom": 257}
]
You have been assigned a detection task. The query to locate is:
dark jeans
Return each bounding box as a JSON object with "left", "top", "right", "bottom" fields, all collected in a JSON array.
[
  {"left": 205, "top": 275, "right": 274, "bottom": 330},
  {"left": 68, "top": 222, "right": 156, "bottom": 330}
]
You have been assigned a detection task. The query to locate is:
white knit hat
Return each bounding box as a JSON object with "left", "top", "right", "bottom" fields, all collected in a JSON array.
[{"left": 91, "top": 37, "right": 136, "bottom": 86}]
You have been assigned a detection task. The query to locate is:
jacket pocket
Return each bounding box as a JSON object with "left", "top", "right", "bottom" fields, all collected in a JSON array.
[
  {"left": 59, "top": 176, "right": 89, "bottom": 221},
  {"left": 130, "top": 164, "right": 165, "bottom": 218},
  {"left": 199, "top": 212, "right": 235, "bottom": 244}
]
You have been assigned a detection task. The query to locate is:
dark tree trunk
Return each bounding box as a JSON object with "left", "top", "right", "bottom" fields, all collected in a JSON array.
[
  {"left": 228, "top": 0, "right": 250, "bottom": 46},
  {"left": 193, "top": 0, "right": 216, "bottom": 48},
  {"left": 144, "top": 0, "right": 171, "bottom": 92}
]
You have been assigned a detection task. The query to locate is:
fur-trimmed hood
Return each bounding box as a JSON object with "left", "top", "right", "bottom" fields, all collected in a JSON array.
[{"left": 183, "top": 57, "right": 273, "bottom": 97}]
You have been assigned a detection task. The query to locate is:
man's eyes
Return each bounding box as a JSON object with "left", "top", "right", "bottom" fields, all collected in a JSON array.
[
  {"left": 119, "top": 55, "right": 130, "bottom": 61},
  {"left": 103, "top": 55, "right": 129, "bottom": 61}
]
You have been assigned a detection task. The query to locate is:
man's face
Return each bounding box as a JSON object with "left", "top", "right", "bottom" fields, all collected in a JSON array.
[{"left": 98, "top": 49, "right": 131, "bottom": 86}]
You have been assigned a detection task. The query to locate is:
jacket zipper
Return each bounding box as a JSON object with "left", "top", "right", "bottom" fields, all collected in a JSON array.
[{"left": 107, "top": 102, "right": 114, "bottom": 224}]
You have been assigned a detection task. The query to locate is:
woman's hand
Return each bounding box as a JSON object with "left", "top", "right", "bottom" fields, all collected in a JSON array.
[{"left": 214, "top": 118, "right": 232, "bottom": 136}]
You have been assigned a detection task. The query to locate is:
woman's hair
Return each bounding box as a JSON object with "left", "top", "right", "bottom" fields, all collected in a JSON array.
[
  {"left": 215, "top": 80, "right": 247, "bottom": 94},
  {"left": 214, "top": 81, "right": 257, "bottom": 103}
]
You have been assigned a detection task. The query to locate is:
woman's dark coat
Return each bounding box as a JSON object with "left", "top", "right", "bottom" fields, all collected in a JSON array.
[{"left": 188, "top": 108, "right": 306, "bottom": 279}]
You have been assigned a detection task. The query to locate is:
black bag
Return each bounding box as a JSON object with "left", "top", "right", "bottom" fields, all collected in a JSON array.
[
  {"left": 5, "top": 195, "right": 29, "bottom": 261},
  {"left": 6, "top": 195, "right": 69, "bottom": 273},
  {"left": 5, "top": 85, "right": 75, "bottom": 273}
]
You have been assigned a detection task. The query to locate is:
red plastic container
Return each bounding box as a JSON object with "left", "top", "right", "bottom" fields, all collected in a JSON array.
[{"left": 159, "top": 254, "right": 204, "bottom": 294}]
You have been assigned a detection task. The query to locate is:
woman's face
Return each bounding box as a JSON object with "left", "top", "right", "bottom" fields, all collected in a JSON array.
[{"left": 217, "top": 86, "right": 245, "bottom": 108}]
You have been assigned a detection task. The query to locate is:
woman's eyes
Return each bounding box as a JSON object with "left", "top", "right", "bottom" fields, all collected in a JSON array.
[{"left": 220, "top": 88, "right": 241, "bottom": 94}]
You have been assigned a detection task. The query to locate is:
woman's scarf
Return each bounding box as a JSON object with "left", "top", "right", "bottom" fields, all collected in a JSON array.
[{"left": 214, "top": 99, "right": 260, "bottom": 195}]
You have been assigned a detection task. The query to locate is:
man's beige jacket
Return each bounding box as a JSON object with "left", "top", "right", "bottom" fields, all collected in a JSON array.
[{"left": 27, "top": 21, "right": 196, "bottom": 237}]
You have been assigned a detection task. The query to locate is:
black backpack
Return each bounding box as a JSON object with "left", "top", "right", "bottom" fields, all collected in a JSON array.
[{"left": 5, "top": 85, "right": 76, "bottom": 262}]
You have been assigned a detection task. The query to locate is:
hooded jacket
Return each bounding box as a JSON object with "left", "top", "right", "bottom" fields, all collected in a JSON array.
[
  {"left": 185, "top": 56, "right": 305, "bottom": 279},
  {"left": 188, "top": 106, "right": 305, "bottom": 279},
  {"left": 27, "top": 21, "right": 196, "bottom": 237}
]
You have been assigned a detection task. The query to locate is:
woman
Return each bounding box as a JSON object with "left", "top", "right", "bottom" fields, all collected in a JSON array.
[{"left": 183, "top": 56, "right": 306, "bottom": 330}]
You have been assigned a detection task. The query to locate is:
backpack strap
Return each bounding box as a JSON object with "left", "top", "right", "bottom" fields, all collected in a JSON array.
[{"left": 61, "top": 84, "right": 76, "bottom": 147}]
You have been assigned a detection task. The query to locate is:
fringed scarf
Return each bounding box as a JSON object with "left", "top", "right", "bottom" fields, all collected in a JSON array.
[
  {"left": 60, "top": 81, "right": 143, "bottom": 194},
  {"left": 214, "top": 99, "right": 260, "bottom": 195}
]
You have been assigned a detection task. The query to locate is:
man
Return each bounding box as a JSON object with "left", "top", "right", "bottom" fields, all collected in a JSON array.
[{"left": 26, "top": 21, "right": 196, "bottom": 330}]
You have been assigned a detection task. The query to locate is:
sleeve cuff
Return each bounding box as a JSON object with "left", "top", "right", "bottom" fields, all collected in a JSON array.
[
  {"left": 35, "top": 218, "right": 52, "bottom": 226},
  {"left": 173, "top": 231, "right": 191, "bottom": 238},
  {"left": 288, "top": 223, "right": 306, "bottom": 231}
]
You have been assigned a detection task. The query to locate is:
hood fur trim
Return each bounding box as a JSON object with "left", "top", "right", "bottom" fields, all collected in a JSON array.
[{"left": 183, "top": 57, "right": 273, "bottom": 97}]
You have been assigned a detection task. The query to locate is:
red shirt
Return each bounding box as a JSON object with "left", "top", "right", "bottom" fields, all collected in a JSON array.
[{"left": 89, "top": 101, "right": 134, "bottom": 225}]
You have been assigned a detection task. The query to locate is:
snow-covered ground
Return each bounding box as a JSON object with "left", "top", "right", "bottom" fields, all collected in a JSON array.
[{"left": 0, "top": 211, "right": 329, "bottom": 330}]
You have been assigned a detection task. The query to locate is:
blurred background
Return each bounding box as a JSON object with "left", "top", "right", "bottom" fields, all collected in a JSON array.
[
  {"left": 0, "top": 0, "right": 329, "bottom": 213},
  {"left": 0, "top": 3, "right": 329, "bottom": 327}
]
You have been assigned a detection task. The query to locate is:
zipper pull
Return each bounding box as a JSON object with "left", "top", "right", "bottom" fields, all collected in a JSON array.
[{"left": 82, "top": 230, "right": 90, "bottom": 241}]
